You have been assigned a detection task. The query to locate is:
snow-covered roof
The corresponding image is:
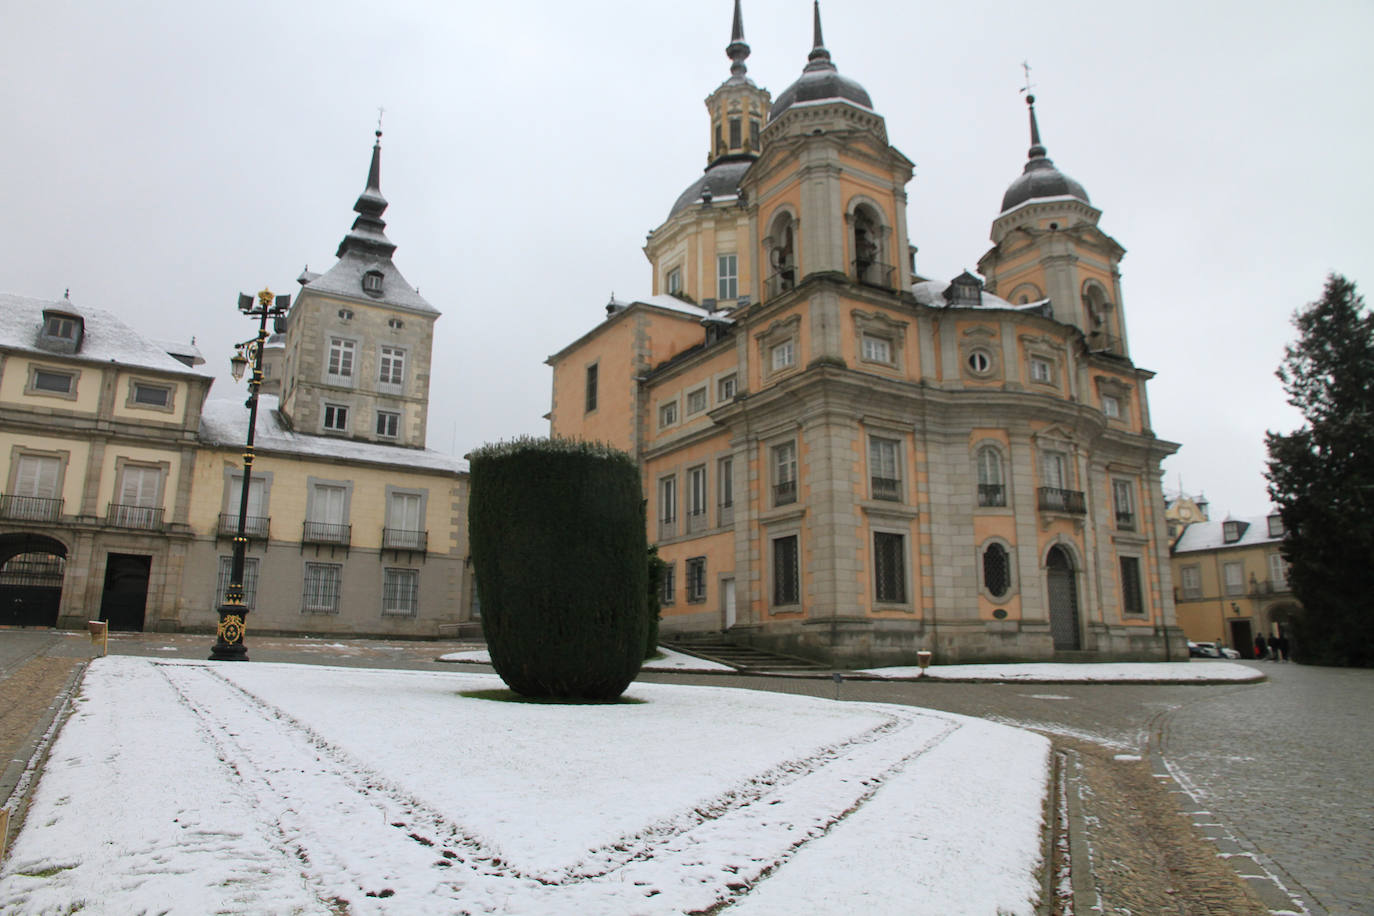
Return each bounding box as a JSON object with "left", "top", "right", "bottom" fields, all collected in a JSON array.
[
  {"left": 910, "top": 279, "right": 1050, "bottom": 313},
  {"left": 199, "top": 395, "right": 466, "bottom": 474},
  {"left": 302, "top": 251, "right": 438, "bottom": 316},
  {"left": 0, "top": 293, "right": 212, "bottom": 378},
  {"left": 1172, "top": 514, "right": 1282, "bottom": 553},
  {"left": 152, "top": 337, "right": 206, "bottom": 367}
]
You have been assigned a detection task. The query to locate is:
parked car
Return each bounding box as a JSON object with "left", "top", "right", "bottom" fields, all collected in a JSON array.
[{"left": 1188, "top": 641, "right": 1240, "bottom": 659}]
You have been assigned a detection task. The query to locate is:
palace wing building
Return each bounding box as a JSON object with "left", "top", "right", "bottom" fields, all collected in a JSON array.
[{"left": 548, "top": 3, "right": 1184, "bottom": 665}]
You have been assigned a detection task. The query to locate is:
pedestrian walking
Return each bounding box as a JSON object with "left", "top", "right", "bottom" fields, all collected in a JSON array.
[
  {"left": 1267, "top": 634, "right": 1280, "bottom": 660},
  {"left": 1254, "top": 634, "right": 1267, "bottom": 660},
  {"left": 1278, "top": 634, "right": 1290, "bottom": 662}
]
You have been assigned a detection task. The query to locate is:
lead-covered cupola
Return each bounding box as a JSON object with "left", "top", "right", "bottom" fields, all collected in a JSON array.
[
  {"left": 999, "top": 93, "right": 1090, "bottom": 214},
  {"left": 768, "top": 1, "right": 872, "bottom": 121}
]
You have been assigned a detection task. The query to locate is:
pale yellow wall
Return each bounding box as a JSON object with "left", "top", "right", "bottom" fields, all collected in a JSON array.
[
  {"left": 0, "top": 431, "right": 93, "bottom": 508},
  {"left": 1, "top": 355, "right": 104, "bottom": 413},
  {"left": 109, "top": 371, "right": 191, "bottom": 424},
  {"left": 97, "top": 446, "right": 182, "bottom": 511}
]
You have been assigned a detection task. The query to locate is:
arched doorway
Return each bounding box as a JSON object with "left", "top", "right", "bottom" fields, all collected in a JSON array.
[
  {"left": 0, "top": 533, "right": 68, "bottom": 627},
  {"left": 1046, "top": 545, "right": 1081, "bottom": 650}
]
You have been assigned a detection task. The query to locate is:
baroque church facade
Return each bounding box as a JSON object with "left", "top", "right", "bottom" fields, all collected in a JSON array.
[{"left": 548, "top": 2, "right": 1185, "bottom": 665}]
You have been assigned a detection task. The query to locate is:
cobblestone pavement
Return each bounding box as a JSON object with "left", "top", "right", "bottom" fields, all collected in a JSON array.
[{"left": 3, "top": 630, "right": 1369, "bottom": 914}]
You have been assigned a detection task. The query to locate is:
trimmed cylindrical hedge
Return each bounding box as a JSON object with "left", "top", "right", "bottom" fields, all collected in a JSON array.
[{"left": 468, "top": 438, "right": 648, "bottom": 700}]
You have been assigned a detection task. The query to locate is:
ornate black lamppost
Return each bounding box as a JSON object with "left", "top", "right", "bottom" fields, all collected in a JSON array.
[{"left": 210, "top": 287, "right": 289, "bottom": 661}]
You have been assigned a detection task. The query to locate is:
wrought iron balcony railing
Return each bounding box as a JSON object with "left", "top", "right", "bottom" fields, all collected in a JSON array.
[
  {"left": 382, "top": 527, "right": 428, "bottom": 552},
  {"left": 686, "top": 509, "right": 708, "bottom": 534},
  {"left": 977, "top": 484, "right": 1006, "bottom": 508},
  {"left": 852, "top": 258, "right": 895, "bottom": 289},
  {"left": 1037, "top": 487, "right": 1086, "bottom": 515},
  {"left": 1115, "top": 511, "right": 1136, "bottom": 530},
  {"left": 302, "top": 520, "right": 351, "bottom": 546},
  {"left": 0, "top": 494, "right": 63, "bottom": 522},
  {"left": 871, "top": 477, "right": 900, "bottom": 501},
  {"left": 765, "top": 268, "right": 797, "bottom": 300},
  {"left": 218, "top": 513, "right": 270, "bottom": 539},
  {"left": 107, "top": 503, "right": 164, "bottom": 530},
  {"left": 773, "top": 479, "right": 797, "bottom": 506}
]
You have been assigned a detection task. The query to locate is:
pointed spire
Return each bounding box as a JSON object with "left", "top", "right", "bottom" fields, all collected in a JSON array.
[
  {"left": 1024, "top": 93, "right": 1047, "bottom": 160},
  {"left": 726, "top": 0, "right": 750, "bottom": 77},
  {"left": 805, "top": 1, "right": 835, "bottom": 71},
  {"left": 337, "top": 128, "right": 396, "bottom": 259}
]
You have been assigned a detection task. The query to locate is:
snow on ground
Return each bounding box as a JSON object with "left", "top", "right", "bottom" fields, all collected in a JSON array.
[
  {"left": 0, "top": 657, "right": 1048, "bottom": 915},
  {"left": 861, "top": 661, "right": 1263, "bottom": 682},
  {"left": 439, "top": 646, "right": 734, "bottom": 672}
]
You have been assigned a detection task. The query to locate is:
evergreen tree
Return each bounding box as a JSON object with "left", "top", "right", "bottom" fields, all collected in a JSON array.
[{"left": 1265, "top": 274, "right": 1374, "bottom": 666}]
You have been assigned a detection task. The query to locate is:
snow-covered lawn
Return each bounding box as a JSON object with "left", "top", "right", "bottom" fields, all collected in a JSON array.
[
  {"left": 861, "top": 661, "right": 1264, "bottom": 683},
  {"left": 440, "top": 646, "right": 734, "bottom": 672},
  {"left": 0, "top": 657, "right": 1048, "bottom": 915}
]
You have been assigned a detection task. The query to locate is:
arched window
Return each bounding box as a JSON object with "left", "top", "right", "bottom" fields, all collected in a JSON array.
[
  {"left": 983, "top": 543, "right": 1011, "bottom": 598},
  {"left": 976, "top": 446, "right": 1006, "bottom": 507},
  {"left": 765, "top": 211, "right": 797, "bottom": 299},
  {"left": 851, "top": 204, "right": 886, "bottom": 287},
  {"left": 1082, "top": 283, "right": 1118, "bottom": 353}
]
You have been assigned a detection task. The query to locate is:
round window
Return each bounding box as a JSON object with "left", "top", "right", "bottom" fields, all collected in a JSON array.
[{"left": 967, "top": 350, "right": 992, "bottom": 374}]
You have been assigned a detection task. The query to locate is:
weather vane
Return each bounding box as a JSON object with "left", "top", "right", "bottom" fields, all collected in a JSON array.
[
  {"left": 1020, "top": 61, "right": 1035, "bottom": 96},
  {"left": 376, "top": 106, "right": 385, "bottom": 137}
]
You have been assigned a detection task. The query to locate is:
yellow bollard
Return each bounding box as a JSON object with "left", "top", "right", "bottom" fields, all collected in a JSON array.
[{"left": 87, "top": 620, "right": 108, "bottom": 657}]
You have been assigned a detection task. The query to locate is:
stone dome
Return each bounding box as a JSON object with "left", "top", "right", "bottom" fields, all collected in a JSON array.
[
  {"left": 1000, "top": 155, "right": 1090, "bottom": 213},
  {"left": 768, "top": 3, "right": 872, "bottom": 121},
  {"left": 667, "top": 158, "right": 752, "bottom": 220}
]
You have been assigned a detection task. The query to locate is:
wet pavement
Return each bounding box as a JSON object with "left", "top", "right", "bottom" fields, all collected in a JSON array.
[{"left": 2, "top": 629, "right": 1370, "bottom": 914}]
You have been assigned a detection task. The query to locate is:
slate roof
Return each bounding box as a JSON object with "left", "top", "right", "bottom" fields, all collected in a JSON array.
[{"left": 1173, "top": 515, "right": 1283, "bottom": 553}]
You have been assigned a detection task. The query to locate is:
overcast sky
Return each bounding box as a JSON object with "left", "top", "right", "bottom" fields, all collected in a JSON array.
[{"left": 5, "top": 0, "right": 1372, "bottom": 518}]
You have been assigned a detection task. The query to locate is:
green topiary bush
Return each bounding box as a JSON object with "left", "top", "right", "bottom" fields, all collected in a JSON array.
[{"left": 468, "top": 437, "right": 648, "bottom": 700}]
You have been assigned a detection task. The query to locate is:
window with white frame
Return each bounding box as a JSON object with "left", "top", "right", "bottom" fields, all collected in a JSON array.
[
  {"left": 861, "top": 334, "right": 892, "bottom": 365},
  {"left": 1102, "top": 394, "right": 1121, "bottom": 418},
  {"left": 773, "top": 441, "right": 797, "bottom": 505},
  {"left": 362, "top": 271, "right": 384, "bottom": 296},
  {"left": 303, "top": 563, "right": 343, "bottom": 613},
  {"left": 225, "top": 474, "right": 267, "bottom": 535},
  {"left": 773, "top": 534, "right": 800, "bottom": 605},
  {"left": 1112, "top": 480, "right": 1136, "bottom": 530},
  {"left": 1223, "top": 561, "right": 1244, "bottom": 596},
  {"left": 1267, "top": 515, "right": 1284, "bottom": 537},
  {"left": 386, "top": 491, "right": 425, "bottom": 550},
  {"left": 327, "top": 338, "right": 356, "bottom": 385},
  {"left": 659, "top": 475, "right": 677, "bottom": 538},
  {"left": 1180, "top": 565, "right": 1202, "bottom": 600},
  {"left": 114, "top": 464, "right": 162, "bottom": 528},
  {"left": 977, "top": 446, "right": 1006, "bottom": 507},
  {"left": 306, "top": 482, "right": 349, "bottom": 543},
  {"left": 686, "top": 387, "right": 707, "bottom": 416},
  {"left": 13, "top": 454, "right": 60, "bottom": 500},
  {"left": 666, "top": 267, "right": 682, "bottom": 296},
  {"left": 869, "top": 436, "right": 900, "bottom": 501},
  {"left": 379, "top": 346, "right": 405, "bottom": 387},
  {"left": 376, "top": 410, "right": 400, "bottom": 438},
  {"left": 323, "top": 403, "right": 349, "bottom": 432},
  {"left": 1269, "top": 552, "right": 1289, "bottom": 589},
  {"left": 686, "top": 556, "right": 706, "bottom": 603},
  {"left": 1041, "top": 450, "right": 1069, "bottom": 490},
  {"left": 659, "top": 401, "right": 678, "bottom": 428},
  {"left": 382, "top": 568, "right": 420, "bottom": 616},
  {"left": 687, "top": 465, "right": 707, "bottom": 523},
  {"left": 770, "top": 339, "right": 795, "bottom": 371},
  {"left": 717, "top": 254, "right": 738, "bottom": 300},
  {"left": 718, "top": 373, "right": 737, "bottom": 401},
  {"left": 1030, "top": 357, "right": 1054, "bottom": 384},
  {"left": 216, "top": 556, "right": 260, "bottom": 609},
  {"left": 873, "top": 532, "right": 906, "bottom": 603},
  {"left": 717, "top": 456, "right": 733, "bottom": 523}
]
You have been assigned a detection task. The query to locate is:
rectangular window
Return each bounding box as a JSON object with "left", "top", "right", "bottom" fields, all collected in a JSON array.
[
  {"left": 1267, "top": 515, "right": 1284, "bottom": 537},
  {"left": 45, "top": 316, "right": 76, "bottom": 339},
  {"left": 14, "top": 455, "right": 60, "bottom": 499},
  {"left": 659, "top": 401, "right": 678, "bottom": 428},
  {"left": 861, "top": 334, "right": 892, "bottom": 364},
  {"left": 224, "top": 475, "right": 267, "bottom": 535},
  {"left": 686, "top": 557, "right": 706, "bottom": 603},
  {"left": 1119, "top": 557, "right": 1144, "bottom": 615},
  {"left": 386, "top": 491, "right": 425, "bottom": 549},
  {"left": 771, "top": 340, "right": 795, "bottom": 371},
  {"left": 1030, "top": 357, "right": 1053, "bottom": 383},
  {"left": 750, "top": 119, "right": 760, "bottom": 150},
  {"left": 1224, "top": 561, "right": 1245, "bottom": 596},
  {"left": 327, "top": 338, "right": 356, "bottom": 382},
  {"left": 773, "top": 441, "right": 797, "bottom": 505},
  {"left": 1102, "top": 395, "right": 1121, "bottom": 418},
  {"left": 773, "top": 535, "right": 800, "bottom": 605},
  {"left": 1041, "top": 451, "right": 1068, "bottom": 490},
  {"left": 382, "top": 568, "right": 420, "bottom": 616},
  {"left": 216, "top": 556, "right": 260, "bottom": 610},
  {"left": 32, "top": 369, "right": 74, "bottom": 394},
  {"left": 666, "top": 268, "right": 682, "bottom": 296},
  {"left": 303, "top": 563, "right": 343, "bottom": 613},
  {"left": 659, "top": 475, "right": 677, "bottom": 540},
  {"left": 1180, "top": 565, "right": 1202, "bottom": 600},
  {"left": 869, "top": 436, "right": 900, "bottom": 501},
  {"left": 718, "top": 374, "right": 737, "bottom": 401},
  {"left": 1269, "top": 552, "right": 1289, "bottom": 589},
  {"left": 688, "top": 465, "right": 707, "bottom": 527},
  {"left": 1112, "top": 480, "right": 1136, "bottom": 529},
  {"left": 685, "top": 387, "right": 707, "bottom": 416},
  {"left": 305, "top": 483, "right": 348, "bottom": 543},
  {"left": 874, "top": 532, "right": 906, "bottom": 603},
  {"left": 585, "top": 364, "right": 598, "bottom": 412},
  {"left": 376, "top": 410, "right": 400, "bottom": 438},
  {"left": 728, "top": 117, "right": 742, "bottom": 149},
  {"left": 379, "top": 346, "right": 405, "bottom": 386},
  {"left": 323, "top": 403, "right": 349, "bottom": 431},
  {"left": 132, "top": 382, "right": 170, "bottom": 407},
  {"left": 717, "top": 254, "right": 738, "bottom": 300},
  {"left": 660, "top": 562, "right": 675, "bottom": 606},
  {"left": 120, "top": 465, "right": 161, "bottom": 508},
  {"left": 718, "top": 456, "right": 733, "bottom": 510}
]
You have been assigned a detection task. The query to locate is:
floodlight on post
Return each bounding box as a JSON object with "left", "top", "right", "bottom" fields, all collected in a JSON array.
[{"left": 210, "top": 286, "right": 290, "bottom": 662}]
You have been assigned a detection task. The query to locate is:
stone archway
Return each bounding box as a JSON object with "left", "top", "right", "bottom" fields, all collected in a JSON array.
[{"left": 0, "top": 533, "right": 68, "bottom": 627}]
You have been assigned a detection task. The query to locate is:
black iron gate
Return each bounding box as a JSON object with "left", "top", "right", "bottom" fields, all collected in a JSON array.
[{"left": 0, "top": 553, "right": 65, "bottom": 627}]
